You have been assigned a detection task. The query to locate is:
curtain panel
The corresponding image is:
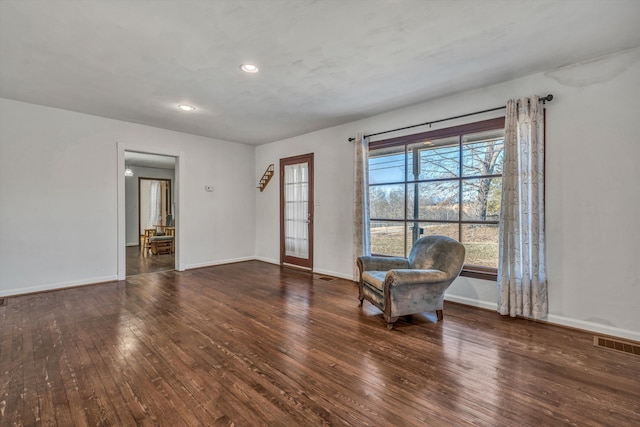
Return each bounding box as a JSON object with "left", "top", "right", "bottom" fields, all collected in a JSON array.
[
  {"left": 284, "top": 163, "right": 309, "bottom": 258},
  {"left": 353, "top": 133, "right": 371, "bottom": 279},
  {"left": 148, "top": 181, "right": 162, "bottom": 230},
  {"left": 498, "top": 96, "right": 548, "bottom": 319}
]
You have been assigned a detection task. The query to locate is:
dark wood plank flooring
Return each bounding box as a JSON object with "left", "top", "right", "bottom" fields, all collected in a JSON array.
[
  {"left": 1, "top": 261, "right": 639, "bottom": 426},
  {"left": 126, "top": 245, "right": 174, "bottom": 276}
]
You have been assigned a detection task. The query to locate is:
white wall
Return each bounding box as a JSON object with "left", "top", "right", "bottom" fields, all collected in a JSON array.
[
  {"left": 0, "top": 98, "right": 256, "bottom": 295},
  {"left": 255, "top": 48, "right": 640, "bottom": 341},
  {"left": 254, "top": 134, "right": 355, "bottom": 279},
  {"left": 125, "top": 166, "right": 175, "bottom": 245}
]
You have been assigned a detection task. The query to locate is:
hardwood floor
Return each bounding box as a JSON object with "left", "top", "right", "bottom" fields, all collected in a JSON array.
[
  {"left": 126, "top": 245, "right": 174, "bottom": 276},
  {"left": 1, "top": 261, "right": 639, "bottom": 426}
]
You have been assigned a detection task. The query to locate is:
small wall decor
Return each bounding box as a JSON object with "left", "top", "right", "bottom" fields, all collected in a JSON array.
[{"left": 257, "top": 164, "right": 274, "bottom": 192}]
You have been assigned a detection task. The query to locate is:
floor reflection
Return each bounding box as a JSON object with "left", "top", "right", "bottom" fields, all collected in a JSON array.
[
  {"left": 4, "top": 262, "right": 638, "bottom": 426},
  {"left": 126, "top": 245, "right": 174, "bottom": 276}
]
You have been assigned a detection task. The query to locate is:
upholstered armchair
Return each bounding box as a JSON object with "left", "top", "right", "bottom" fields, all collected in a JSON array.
[{"left": 357, "top": 235, "right": 465, "bottom": 329}]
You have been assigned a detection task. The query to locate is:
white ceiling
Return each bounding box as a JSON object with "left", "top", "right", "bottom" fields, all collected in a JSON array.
[{"left": 1, "top": 0, "right": 639, "bottom": 145}]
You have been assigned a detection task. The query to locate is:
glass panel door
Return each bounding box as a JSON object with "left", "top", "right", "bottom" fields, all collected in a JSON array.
[{"left": 280, "top": 153, "right": 314, "bottom": 269}]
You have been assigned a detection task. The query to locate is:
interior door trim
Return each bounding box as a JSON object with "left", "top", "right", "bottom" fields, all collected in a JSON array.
[{"left": 280, "top": 153, "right": 314, "bottom": 269}]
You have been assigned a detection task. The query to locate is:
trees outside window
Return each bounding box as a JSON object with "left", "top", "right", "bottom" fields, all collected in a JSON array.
[{"left": 368, "top": 118, "right": 504, "bottom": 277}]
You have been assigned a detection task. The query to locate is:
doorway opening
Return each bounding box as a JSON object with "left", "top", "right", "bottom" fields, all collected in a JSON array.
[
  {"left": 280, "top": 153, "right": 314, "bottom": 270},
  {"left": 124, "top": 151, "right": 176, "bottom": 276}
]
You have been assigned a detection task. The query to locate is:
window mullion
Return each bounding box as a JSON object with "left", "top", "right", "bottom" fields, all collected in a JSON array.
[
  {"left": 458, "top": 135, "right": 463, "bottom": 242},
  {"left": 368, "top": 117, "right": 504, "bottom": 271},
  {"left": 404, "top": 144, "right": 408, "bottom": 257}
]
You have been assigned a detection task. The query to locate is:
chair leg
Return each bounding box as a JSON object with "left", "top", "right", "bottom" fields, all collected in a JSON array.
[
  {"left": 358, "top": 298, "right": 364, "bottom": 307},
  {"left": 383, "top": 315, "right": 398, "bottom": 330},
  {"left": 436, "top": 309, "right": 443, "bottom": 321}
]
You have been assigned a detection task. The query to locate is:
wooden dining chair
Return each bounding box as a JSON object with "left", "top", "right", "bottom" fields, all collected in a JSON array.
[{"left": 142, "top": 228, "right": 156, "bottom": 255}]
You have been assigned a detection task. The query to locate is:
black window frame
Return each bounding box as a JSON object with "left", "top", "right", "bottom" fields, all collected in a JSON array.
[{"left": 367, "top": 117, "right": 505, "bottom": 280}]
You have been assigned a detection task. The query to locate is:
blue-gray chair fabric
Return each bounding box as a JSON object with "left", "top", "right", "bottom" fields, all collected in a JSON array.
[{"left": 357, "top": 235, "right": 465, "bottom": 329}]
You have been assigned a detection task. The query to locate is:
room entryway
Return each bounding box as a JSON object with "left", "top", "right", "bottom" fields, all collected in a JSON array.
[
  {"left": 124, "top": 151, "right": 177, "bottom": 276},
  {"left": 280, "top": 153, "right": 314, "bottom": 269}
]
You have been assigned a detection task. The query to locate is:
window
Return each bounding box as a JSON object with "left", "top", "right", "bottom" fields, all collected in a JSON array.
[{"left": 368, "top": 117, "right": 504, "bottom": 279}]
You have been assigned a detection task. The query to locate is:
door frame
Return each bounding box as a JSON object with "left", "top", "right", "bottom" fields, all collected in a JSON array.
[
  {"left": 280, "top": 153, "right": 314, "bottom": 269},
  {"left": 117, "top": 143, "right": 184, "bottom": 280}
]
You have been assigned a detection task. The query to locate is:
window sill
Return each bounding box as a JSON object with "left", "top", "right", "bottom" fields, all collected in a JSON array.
[{"left": 460, "top": 268, "right": 497, "bottom": 281}]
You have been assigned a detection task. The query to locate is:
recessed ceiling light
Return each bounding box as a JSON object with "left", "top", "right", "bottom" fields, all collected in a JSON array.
[
  {"left": 178, "top": 104, "right": 196, "bottom": 111},
  {"left": 240, "top": 64, "right": 259, "bottom": 73}
]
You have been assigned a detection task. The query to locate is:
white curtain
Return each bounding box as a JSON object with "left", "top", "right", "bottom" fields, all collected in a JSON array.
[
  {"left": 147, "top": 181, "right": 162, "bottom": 230},
  {"left": 498, "top": 96, "right": 548, "bottom": 319},
  {"left": 353, "top": 132, "right": 371, "bottom": 278},
  {"left": 284, "top": 163, "right": 309, "bottom": 258}
]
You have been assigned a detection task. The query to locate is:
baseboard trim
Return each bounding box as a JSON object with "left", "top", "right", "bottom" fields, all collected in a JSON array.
[
  {"left": 0, "top": 275, "right": 119, "bottom": 298},
  {"left": 126, "top": 242, "right": 139, "bottom": 247},
  {"left": 253, "top": 258, "right": 355, "bottom": 282},
  {"left": 312, "top": 267, "right": 355, "bottom": 282},
  {"left": 444, "top": 294, "right": 640, "bottom": 342},
  {"left": 184, "top": 256, "right": 255, "bottom": 270},
  {"left": 254, "top": 256, "right": 279, "bottom": 265},
  {"left": 546, "top": 314, "right": 640, "bottom": 343},
  {"left": 445, "top": 294, "right": 498, "bottom": 311}
]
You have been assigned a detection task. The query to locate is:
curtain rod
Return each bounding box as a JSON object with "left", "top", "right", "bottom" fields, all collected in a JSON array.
[{"left": 348, "top": 94, "right": 553, "bottom": 142}]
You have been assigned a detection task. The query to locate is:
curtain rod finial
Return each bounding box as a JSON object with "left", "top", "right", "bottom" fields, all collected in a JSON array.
[
  {"left": 348, "top": 137, "right": 355, "bottom": 142},
  {"left": 541, "top": 94, "right": 553, "bottom": 103}
]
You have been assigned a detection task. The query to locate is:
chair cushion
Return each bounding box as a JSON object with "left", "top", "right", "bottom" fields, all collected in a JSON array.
[
  {"left": 362, "top": 271, "right": 387, "bottom": 293},
  {"left": 150, "top": 235, "right": 174, "bottom": 242}
]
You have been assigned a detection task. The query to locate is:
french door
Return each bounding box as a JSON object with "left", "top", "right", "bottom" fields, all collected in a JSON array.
[{"left": 280, "top": 153, "right": 314, "bottom": 269}]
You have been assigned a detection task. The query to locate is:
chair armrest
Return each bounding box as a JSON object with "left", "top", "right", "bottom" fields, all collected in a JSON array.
[
  {"left": 386, "top": 269, "right": 449, "bottom": 287},
  {"left": 358, "top": 256, "right": 409, "bottom": 273}
]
